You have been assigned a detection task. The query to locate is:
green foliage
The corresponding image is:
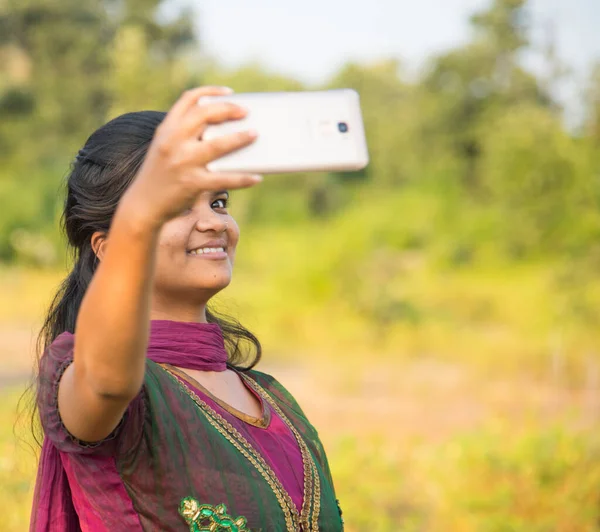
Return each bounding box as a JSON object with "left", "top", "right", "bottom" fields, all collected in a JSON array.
[
  {"left": 470, "top": 0, "right": 529, "bottom": 53},
  {"left": 329, "top": 435, "right": 426, "bottom": 531},
  {"left": 584, "top": 62, "right": 600, "bottom": 148},
  {"left": 429, "top": 424, "right": 600, "bottom": 531},
  {"left": 329, "top": 60, "right": 409, "bottom": 186},
  {"left": 422, "top": 0, "right": 552, "bottom": 192},
  {"left": 0, "top": 0, "right": 200, "bottom": 260},
  {"left": 0, "top": 0, "right": 597, "bottom": 355},
  {"left": 1, "top": 0, "right": 597, "bottom": 269},
  {"left": 326, "top": 423, "right": 600, "bottom": 532},
  {"left": 479, "top": 104, "right": 594, "bottom": 256},
  {"left": 0, "top": 389, "right": 37, "bottom": 532}
]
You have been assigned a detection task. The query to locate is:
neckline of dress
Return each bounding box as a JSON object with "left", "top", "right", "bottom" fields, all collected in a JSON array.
[{"left": 160, "top": 363, "right": 272, "bottom": 430}]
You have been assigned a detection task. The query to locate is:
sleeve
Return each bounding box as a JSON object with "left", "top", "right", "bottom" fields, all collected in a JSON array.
[{"left": 37, "top": 331, "right": 147, "bottom": 456}]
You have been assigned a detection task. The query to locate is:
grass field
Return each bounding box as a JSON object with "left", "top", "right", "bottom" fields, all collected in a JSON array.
[
  {"left": 3, "top": 363, "right": 599, "bottom": 531},
  {"left": 1, "top": 226, "right": 600, "bottom": 531}
]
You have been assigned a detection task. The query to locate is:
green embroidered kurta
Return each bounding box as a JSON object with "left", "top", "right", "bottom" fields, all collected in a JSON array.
[{"left": 37, "top": 332, "right": 343, "bottom": 532}]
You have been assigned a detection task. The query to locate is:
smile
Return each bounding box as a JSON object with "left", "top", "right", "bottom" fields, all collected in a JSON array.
[{"left": 187, "top": 247, "right": 226, "bottom": 256}]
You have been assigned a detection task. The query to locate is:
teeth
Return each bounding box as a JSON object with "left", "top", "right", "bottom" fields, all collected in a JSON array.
[{"left": 189, "top": 247, "right": 225, "bottom": 255}]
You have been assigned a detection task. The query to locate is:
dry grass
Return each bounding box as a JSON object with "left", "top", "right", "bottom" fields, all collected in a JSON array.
[{"left": 0, "top": 261, "right": 599, "bottom": 530}]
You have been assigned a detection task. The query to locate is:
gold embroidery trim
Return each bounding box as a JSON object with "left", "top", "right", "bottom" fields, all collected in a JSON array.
[
  {"left": 161, "top": 366, "right": 321, "bottom": 531},
  {"left": 240, "top": 374, "right": 322, "bottom": 532}
]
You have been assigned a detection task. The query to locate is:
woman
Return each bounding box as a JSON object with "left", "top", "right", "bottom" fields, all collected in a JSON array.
[{"left": 30, "top": 86, "right": 343, "bottom": 531}]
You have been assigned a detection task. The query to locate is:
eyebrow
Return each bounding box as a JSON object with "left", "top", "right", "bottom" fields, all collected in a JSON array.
[{"left": 213, "top": 190, "right": 229, "bottom": 198}]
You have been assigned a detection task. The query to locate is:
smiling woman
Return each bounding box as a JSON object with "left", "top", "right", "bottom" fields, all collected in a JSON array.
[{"left": 27, "top": 87, "right": 343, "bottom": 531}]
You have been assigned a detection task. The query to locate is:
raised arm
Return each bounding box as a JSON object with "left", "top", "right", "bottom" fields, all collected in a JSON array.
[{"left": 57, "top": 87, "right": 262, "bottom": 443}]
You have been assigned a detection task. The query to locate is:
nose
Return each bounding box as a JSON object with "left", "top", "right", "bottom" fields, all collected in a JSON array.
[{"left": 194, "top": 211, "right": 228, "bottom": 233}]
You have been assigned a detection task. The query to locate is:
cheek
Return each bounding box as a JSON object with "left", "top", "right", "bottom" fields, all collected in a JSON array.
[
  {"left": 156, "top": 225, "right": 187, "bottom": 263},
  {"left": 227, "top": 222, "right": 240, "bottom": 254}
]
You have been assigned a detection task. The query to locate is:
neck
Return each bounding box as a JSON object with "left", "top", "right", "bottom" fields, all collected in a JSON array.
[
  {"left": 150, "top": 306, "right": 208, "bottom": 324},
  {"left": 150, "top": 285, "right": 225, "bottom": 323}
]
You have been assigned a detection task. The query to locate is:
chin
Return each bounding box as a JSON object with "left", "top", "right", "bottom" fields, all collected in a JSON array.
[{"left": 195, "top": 274, "right": 232, "bottom": 292}]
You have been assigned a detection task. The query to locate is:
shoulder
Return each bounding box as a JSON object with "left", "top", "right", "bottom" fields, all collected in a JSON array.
[
  {"left": 38, "top": 331, "right": 75, "bottom": 394},
  {"left": 244, "top": 368, "right": 308, "bottom": 418},
  {"left": 38, "top": 331, "right": 146, "bottom": 456},
  {"left": 244, "top": 368, "right": 283, "bottom": 391},
  {"left": 40, "top": 331, "right": 75, "bottom": 365}
]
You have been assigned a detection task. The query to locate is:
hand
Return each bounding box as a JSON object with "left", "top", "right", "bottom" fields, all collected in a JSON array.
[{"left": 122, "top": 86, "right": 261, "bottom": 229}]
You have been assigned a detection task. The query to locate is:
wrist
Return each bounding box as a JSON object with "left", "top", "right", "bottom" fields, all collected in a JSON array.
[{"left": 114, "top": 189, "right": 164, "bottom": 238}]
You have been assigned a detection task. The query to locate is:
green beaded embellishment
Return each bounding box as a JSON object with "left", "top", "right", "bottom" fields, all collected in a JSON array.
[{"left": 179, "top": 497, "right": 249, "bottom": 532}]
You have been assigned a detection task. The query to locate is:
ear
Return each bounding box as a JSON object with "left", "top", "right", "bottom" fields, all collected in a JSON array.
[{"left": 90, "top": 231, "right": 108, "bottom": 262}]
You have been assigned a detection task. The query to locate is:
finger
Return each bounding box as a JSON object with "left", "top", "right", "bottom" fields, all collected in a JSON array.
[
  {"left": 195, "top": 169, "right": 263, "bottom": 191},
  {"left": 194, "top": 129, "right": 259, "bottom": 166},
  {"left": 180, "top": 102, "right": 248, "bottom": 138},
  {"left": 166, "top": 86, "right": 235, "bottom": 122}
]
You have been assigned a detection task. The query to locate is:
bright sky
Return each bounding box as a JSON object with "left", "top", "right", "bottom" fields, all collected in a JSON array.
[{"left": 189, "top": 0, "right": 600, "bottom": 123}]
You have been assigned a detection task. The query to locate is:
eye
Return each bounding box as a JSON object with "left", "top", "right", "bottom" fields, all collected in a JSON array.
[{"left": 212, "top": 198, "right": 229, "bottom": 210}]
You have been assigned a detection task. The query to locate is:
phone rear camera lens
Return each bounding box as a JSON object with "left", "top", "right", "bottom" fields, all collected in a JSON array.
[{"left": 337, "top": 122, "right": 349, "bottom": 133}]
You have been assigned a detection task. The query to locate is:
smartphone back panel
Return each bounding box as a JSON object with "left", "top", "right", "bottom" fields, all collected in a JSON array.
[{"left": 201, "top": 89, "right": 369, "bottom": 174}]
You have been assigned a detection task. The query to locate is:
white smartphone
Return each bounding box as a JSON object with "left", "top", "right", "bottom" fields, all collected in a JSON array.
[{"left": 199, "top": 89, "right": 369, "bottom": 174}]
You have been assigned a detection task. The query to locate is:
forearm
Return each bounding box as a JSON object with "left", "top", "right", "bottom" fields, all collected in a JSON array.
[{"left": 73, "top": 192, "right": 161, "bottom": 399}]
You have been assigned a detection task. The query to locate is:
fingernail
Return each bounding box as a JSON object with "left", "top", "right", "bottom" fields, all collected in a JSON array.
[
  {"left": 252, "top": 174, "right": 263, "bottom": 182},
  {"left": 247, "top": 129, "right": 259, "bottom": 138},
  {"left": 220, "top": 86, "right": 234, "bottom": 94}
]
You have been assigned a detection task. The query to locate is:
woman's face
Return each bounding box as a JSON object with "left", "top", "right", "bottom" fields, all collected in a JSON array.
[{"left": 151, "top": 190, "right": 239, "bottom": 313}]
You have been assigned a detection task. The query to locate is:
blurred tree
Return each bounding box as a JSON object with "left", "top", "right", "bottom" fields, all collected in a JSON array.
[
  {"left": 0, "top": 0, "right": 114, "bottom": 260},
  {"left": 0, "top": 0, "right": 199, "bottom": 262},
  {"left": 200, "top": 60, "right": 304, "bottom": 94},
  {"left": 0, "top": 0, "right": 595, "bottom": 271},
  {"left": 585, "top": 62, "right": 600, "bottom": 147},
  {"left": 422, "top": 0, "right": 552, "bottom": 191},
  {"left": 107, "top": 0, "right": 196, "bottom": 115},
  {"left": 327, "top": 60, "right": 420, "bottom": 187},
  {"left": 0, "top": 0, "right": 196, "bottom": 151},
  {"left": 111, "top": 0, "right": 195, "bottom": 58},
  {"left": 0, "top": 0, "right": 112, "bottom": 154},
  {"left": 479, "top": 104, "right": 586, "bottom": 256}
]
